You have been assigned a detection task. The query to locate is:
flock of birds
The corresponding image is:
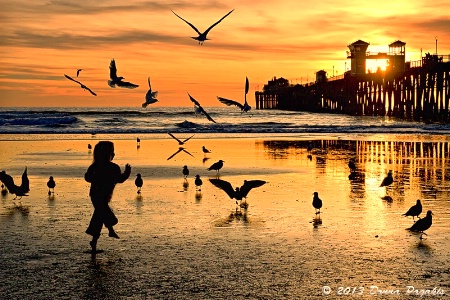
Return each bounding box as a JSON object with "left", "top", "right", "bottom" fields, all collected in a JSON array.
[
  {"left": 0, "top": 138, "right": 434, "bottom": 242},
  {"left": 62, "top": 9, "right": 250, "bottom": 120}
]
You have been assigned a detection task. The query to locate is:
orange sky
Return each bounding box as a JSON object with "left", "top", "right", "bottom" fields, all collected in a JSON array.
[{"left": 1, "top": 0, "right": 449, "bottom": 107}]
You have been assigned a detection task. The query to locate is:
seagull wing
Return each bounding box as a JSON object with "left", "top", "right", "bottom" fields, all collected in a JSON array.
[
  {"left": 168, "top": 132, "right": 183, "bottom": 144},
  {"left": 209, "top": 179, "right": 236, "bottom": 199},
  {"left": 182, "top": 134, "right": 195, "bottom": 143},
  {"left": 84, "top": 85, "right": 97, "bottom": 96},
  {"left": 203, "top": 9, "right": 234, "bottom": 37},
  {"left": 239, "top": 180, "right": 266, "bottom": 198},
  {"left": 109, "top": 59, "right": 118, "bottom": 80},
  {"left": 148, "top": 77, "right": 151, "bottom": 90},
  {"left": 171, "top": 10, "right": 202, "bottom": 36},
  {"left": 187, "top": 92, "right": 216, "bottom": 123},
  {"left": 167, "top": 148, "right": 183, "bottom": 160},
  {"left": 181, "top": 148, "right": 194, "bottom": 157},
  {"left": 217, "top": 97, "right": 244, "bottom": 109},
  {"left": 116, "top": 80, "right": 139, "bottom": 89},
  {"left": 245, "top": 76, "right": 249, "bottom": 95},
  {"left": 0, "top": 171, "right": 18, "bottom": 194},
  {"left": 20, "top": 167, "right": 30, "bottom": 194},
  {"left": 64, "top": 74, "right": 83, "bottom": 86}
]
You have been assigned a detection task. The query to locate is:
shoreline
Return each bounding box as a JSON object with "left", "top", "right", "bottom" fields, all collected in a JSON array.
[{"left": 1, "top": 135, "right": 449, "bottom": 299}]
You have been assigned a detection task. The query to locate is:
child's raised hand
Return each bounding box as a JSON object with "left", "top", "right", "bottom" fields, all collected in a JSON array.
[{"left": 124, "top": 163, "right": 131, "bottom": 175}]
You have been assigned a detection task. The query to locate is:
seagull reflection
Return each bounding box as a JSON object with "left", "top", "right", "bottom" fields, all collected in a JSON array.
[{"left": 167, "top": 147, "right": 194, "bottom": 160}]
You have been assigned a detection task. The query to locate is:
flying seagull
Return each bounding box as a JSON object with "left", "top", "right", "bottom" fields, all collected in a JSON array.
[
  {"left": 64, "top": 74, "right": 97, "bottom": 96},
  {"left": 108, "top": 58, "right": 139, "bottom": 89},
  {"left": 408, "top": 210, "right": 433, "bottom": 240},
  {"left": 403, "top": 199, "right": 422, "bottom": 221},
  {"left": 217, "top": 77, "right": 251, "bottom": 113},
  {"left": 142, "top": 77, "right": 158, "bottom": 108},
  {"left": 187, "top": 92, "right": 216, "bottom": 123},
  {"left": 168, "top": 132, "right": 195, "bottom": 145},
  {"left": 0, "top": 167, "right": 30, "bottom": 200},
  {"left": 171, "top": 9, "right": 234, "bottom": 45},
  {"left": 76, "top": 69, "right": 83, "bottom": 77},
  {"left": 209, "top": 179, "right": 266, "bottom": 207}
]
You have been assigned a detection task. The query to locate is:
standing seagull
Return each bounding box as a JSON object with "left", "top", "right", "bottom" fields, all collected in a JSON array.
[
  {"left": 202, "top": 146, "right": 211, "bottom": 155},
  {"left": 217, "top": 77, "right": 251, "bottom": 113},
  {"left": 142, "top": 77, "right": 158, "bottom": 107},
  {"left": 187, "top": 92, "right": 216, "bottom": 123},
  {"left": 108, "top": 58, "right": 139, "bottom": 89},
  {"left": 312, "top": 192, "right": 322, "bottom": 215},
  {"left": 47, "top": 176, "right": 56, "bottom": 196},
  {"left": 171, "top": 9, "right": 234, "bottom": 45},
  {"left": 380, "top": 171, "right": 393, "bottom": 187},
  {"left": 64, "top": 74, "right": 97, "bottom": 96},
  {"left": 76, "top": 69, "right": 84, "bottom": 77},
  {"left": 135, "top": 173, "right": 143, "bottom": 194},
  {"left": 182, "top": 165, "right": 189, "bottom": 179},
  {"left": 207, "top": 160, "right": 224, "bottom": 174},
  {"left": 168, "top": 132, "right": 195, "bottom": 145},
  {"left": 408, "top": 210, "right": 433, "bottom": 240},
  {"left": 0, "top": 167, "right": 30, "bottom": 200},
  {"left": 195, "top": 175, "right": 203, "bottom": 191},
  {"left": 348, "top": 159, "right": 357, "bottom": 172},
  {"left": 403, "top": 199, "right": 422, "bottom": 221}
]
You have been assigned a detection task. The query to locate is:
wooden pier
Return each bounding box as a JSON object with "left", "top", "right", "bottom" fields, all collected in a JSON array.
[{"left": 255, "top": 41, "right": 450, "bottom": 123}]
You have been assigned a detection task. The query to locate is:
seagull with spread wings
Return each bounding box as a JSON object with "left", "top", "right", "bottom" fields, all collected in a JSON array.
[
  {"left": 108, "top": 58, "right": 139, "bottom": 89},
  {"left": 217, "top": 77, "right": 251, "bottom": 113},
  {"left": 64, "top": 74, "right": 97, "bottom": 96},
  {"left": 0, "top": 167, "right": 30, "bottom": 200},
  {"left": 142, "top": 77, "right": 158, "bottom": 107},
  {"left": 209, "top": 179, "right": 266, "bottom": 207},
  {"left": 187, "top": 92, "right": 216, "bottom": 123},
  {"left": 168, "top": 132, "right": 195, "bottom": 145},
  {"left": 171, "top": 9, "right": 234, "bottom": 45}
]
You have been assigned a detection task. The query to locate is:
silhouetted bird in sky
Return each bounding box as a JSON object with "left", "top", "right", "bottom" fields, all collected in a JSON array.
[
  {"left": 168, "top": 132, "right": 195, "bottom": 145},
  {"left": 187, "top": 92, "right": 216, "bottom": 123},
  {"left": 142, "top": 77, "right": 158, "bottom": 107},
  {"left": 195, "top": 175, "right": 203, "bottom": 191},
  {"left": 47, "top": 176, "right": 56, "bottom": 196},
  {"left": 403, "top": 199, "right": 422, "bottom": 221},
  {"left": 218, "top": 77, "right": 251, "bottom": 113},
  {"left": 135, "top": 173, "right": 143, "bottom": 194},
  {"left": 0, "top": 167, "right": 30, "bottom": 200},
  {"left": 182, "top": 165, "right": 189, "bottom": 179},
  {"left": 108, "top": 58, "right": 139, "bottom": 89},
  {"left": 64, "top": 74, "right": 97, "bottom": 96},
  {"left": 380, "top": 171, "right": 393, "bottom": 187},
  {"left": 408, "top": 210, "right": 433, "bottom": 240},
  {"left": 202, "top": 146, "right": 211, "bottom": 154},
  {"left": 171, "top": 9, "right": 234, "bottom": 45},
  {"left": 76, "top": 68, "right": 83, "bottom": 77},
  {"left": 207, "top": 160, "right": 224, "bottom": 174},
  {"left": 312, "top": 192, "right": 322, "bottom": 214},
  {"left": 209, "top": 179, "right": 266, "bottom": 206}
]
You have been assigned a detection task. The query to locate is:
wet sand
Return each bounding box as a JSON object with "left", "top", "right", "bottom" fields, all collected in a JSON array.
[{"left": 1, "top": 134, "right": 449, "bottom": 299}]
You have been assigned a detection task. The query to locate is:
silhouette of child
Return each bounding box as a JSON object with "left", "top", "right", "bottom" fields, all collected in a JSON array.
[{"left": 85, "top": 141, "right": 131, "bottom": 256}]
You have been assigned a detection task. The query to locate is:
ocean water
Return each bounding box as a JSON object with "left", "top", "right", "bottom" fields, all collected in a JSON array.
[{"left": 1, "top": 106, "right": 449, "bottom": 136}]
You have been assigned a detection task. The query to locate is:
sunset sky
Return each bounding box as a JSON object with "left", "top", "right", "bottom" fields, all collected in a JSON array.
[{"left": 1, "top": 0, "right": 449, "bottom": 107}]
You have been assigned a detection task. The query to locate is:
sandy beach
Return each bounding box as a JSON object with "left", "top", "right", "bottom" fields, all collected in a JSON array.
[{"left": 1, "top": 134, "right": 449, "bottom": 299}]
